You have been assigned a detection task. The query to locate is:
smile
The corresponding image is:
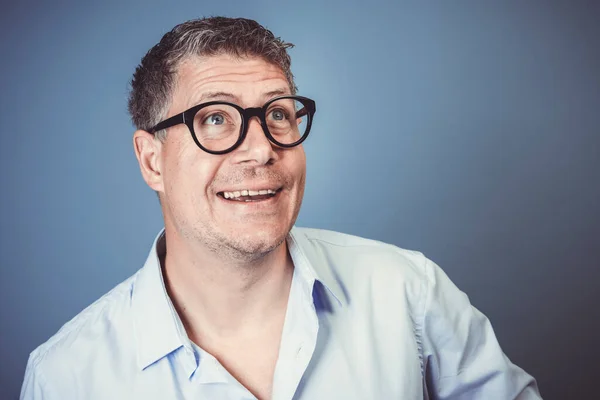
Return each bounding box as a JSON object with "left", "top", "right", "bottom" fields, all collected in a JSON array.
[{"left": 217, "top": 188, "right": 281, "bottom": 202}]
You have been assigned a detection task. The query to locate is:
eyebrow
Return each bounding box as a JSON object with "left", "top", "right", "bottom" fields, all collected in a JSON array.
[
  {"left": 191, "top": 88, "right": 292, "bottom": 107},
  {"left": 196, "top": 91, "right": 238, "bottom": 103},
  {"left": 263, "top": 88, "right": 290, "bottom": 99}
]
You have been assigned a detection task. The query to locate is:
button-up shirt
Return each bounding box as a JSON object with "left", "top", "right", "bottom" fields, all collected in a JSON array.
[{"left": 21, "top": 227, "right": 542, "bottom": 399}]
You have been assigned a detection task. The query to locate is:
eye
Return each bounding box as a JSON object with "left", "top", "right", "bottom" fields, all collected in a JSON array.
[
  {"left": 270, "top": 109, "right": 287, "bottom": 121},
  {"left": 204, "top": 113, "right": 226, "bottom": 125}
]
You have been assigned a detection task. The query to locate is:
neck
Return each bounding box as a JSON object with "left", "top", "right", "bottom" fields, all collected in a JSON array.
[{"left": 161, "top": 228, "right": 294, "bottom": 345}]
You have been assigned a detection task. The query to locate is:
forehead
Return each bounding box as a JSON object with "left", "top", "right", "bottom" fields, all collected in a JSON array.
[{"left": 172, "top": 54, "right": 291, "bottom": 109}]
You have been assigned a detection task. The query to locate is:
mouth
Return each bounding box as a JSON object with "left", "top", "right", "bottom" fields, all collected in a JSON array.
[{"left": 217, "top": 188, "right": 282, "bottom": 202}]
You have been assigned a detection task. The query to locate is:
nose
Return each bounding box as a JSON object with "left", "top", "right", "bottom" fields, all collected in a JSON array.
[{"left": 231, "top": 117, "right": 278, "bottom": 165}]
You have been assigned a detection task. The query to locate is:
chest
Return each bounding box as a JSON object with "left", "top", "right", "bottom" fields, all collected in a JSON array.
[
  {"left": 213, "top": 340, "right": 281, "bottom": 400},
  {"left": 82, "top": 307, "right": 424, "bottom": 400}
]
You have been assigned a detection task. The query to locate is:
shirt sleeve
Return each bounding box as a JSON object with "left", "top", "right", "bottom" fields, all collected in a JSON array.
[
  {"left": 420, "top": 259, "right": 542, "bottom": 399},
  {"left": 20, "top": 355, "right": 55, "bottom": 400}
]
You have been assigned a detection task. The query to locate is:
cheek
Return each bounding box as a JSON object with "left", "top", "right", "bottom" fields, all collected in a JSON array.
[
  {"left": 162, "top": 140, "right": 220, "bottom": 204},
  {"left": 291, "top": 149, "right": 307, "bottom": 187}
]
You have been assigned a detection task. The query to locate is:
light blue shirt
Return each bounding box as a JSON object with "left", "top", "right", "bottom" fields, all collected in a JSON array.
[{"left": 21, "top": 227, "right": 542, "bottom": 399}]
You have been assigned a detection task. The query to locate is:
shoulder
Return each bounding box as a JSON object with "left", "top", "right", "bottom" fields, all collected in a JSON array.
[
  {"left": 25, "top": 271, "right": 140, "bottom": 384},
  {"left": 291, "top": 227, "right": 436, "bottom": 291},
  {"left": 293, "top": 227, "right": 432, "bottom": 272}
]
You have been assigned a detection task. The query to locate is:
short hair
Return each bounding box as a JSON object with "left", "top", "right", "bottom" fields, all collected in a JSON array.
[{"left": 128, "top": 17, "right": 297, "bottom": 140}]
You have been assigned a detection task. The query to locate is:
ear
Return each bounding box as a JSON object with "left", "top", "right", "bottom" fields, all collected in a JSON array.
[{"left": 133, "top": 130, "right": 164, "bottom": 192}]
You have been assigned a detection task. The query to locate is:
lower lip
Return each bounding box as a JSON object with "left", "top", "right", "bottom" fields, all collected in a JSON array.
[{"left": 217, "top": 190, "right": 282, "bottom": 208}]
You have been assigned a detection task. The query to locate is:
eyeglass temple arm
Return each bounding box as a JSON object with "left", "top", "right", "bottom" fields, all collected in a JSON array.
[
  {"left": 149, "top": 113, "right": 186, "bottom": 134},
  {"left": 296, "top": 107, "right": 308, "bottom": 119}
]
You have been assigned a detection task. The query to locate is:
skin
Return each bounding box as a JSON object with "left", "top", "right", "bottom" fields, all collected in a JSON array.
[{"left": 133, "top": 54, "right": 306, "bottom": 399}]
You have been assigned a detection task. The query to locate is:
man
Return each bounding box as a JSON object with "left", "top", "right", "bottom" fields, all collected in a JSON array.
[{"left": 21, "top": 17, "right": 542, "bottom": 399}]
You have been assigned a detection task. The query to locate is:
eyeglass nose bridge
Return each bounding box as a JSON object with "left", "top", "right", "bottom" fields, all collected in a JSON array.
[{"left": 240, "top": 107, "right": 268, "bottom": 137}]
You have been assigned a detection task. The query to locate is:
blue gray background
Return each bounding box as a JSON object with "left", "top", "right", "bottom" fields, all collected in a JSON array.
[{"left": 1, "top": 1, "right": 598, "bottom": 399}]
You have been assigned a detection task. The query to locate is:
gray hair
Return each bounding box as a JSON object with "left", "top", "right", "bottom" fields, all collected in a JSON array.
[{"left": 128, "top": 17, "right": 297, "bottom": 141}]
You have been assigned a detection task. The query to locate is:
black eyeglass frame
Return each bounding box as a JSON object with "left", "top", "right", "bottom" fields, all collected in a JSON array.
[{"left": 149, "top": 95, "right": 316, "bottom": 155}]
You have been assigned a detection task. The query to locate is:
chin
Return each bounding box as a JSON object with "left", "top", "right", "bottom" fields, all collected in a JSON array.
[{"left": 221, "top": 224, "right": 289, "bottom": 259}]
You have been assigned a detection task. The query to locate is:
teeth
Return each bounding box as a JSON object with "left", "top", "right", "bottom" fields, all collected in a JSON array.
[{"left": 221, "top": 188, "right": 278, "bottom": 199}]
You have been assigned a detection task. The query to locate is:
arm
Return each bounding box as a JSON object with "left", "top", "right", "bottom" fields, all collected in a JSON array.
[
  {"left": 420, "top": 259, "right": 542, "bottom": 399},
  {"left": 20, "top": 356, "right": 55, "bottom": 400}
]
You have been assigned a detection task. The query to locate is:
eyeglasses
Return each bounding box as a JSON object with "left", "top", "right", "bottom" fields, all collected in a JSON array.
[{"left": 149, "top": 95, "right": 316, "bottom": 155}]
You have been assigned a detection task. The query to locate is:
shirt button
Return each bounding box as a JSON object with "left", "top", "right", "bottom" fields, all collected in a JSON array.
[{"left": 297, "top": 345, "right": 311, "bottom": 363}]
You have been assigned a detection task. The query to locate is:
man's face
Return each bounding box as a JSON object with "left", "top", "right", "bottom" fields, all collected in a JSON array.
[{"left": 150, "top": 54, "right": 306, "bottom": 259}]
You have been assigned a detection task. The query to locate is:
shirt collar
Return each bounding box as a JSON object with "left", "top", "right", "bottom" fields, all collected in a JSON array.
[
  {"left": 132, "top": 230, "right": 192, "bottom": 371},
  {"left": 288, "top": 226, "right": 347, "bottom": 306},
  {"left": 131, "top": 226, "right": 346, "bottom": 370}
]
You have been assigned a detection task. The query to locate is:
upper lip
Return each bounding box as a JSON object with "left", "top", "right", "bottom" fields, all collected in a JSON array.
[{"left": 216, "top": 185, "right": 283, "bottom": 193}]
